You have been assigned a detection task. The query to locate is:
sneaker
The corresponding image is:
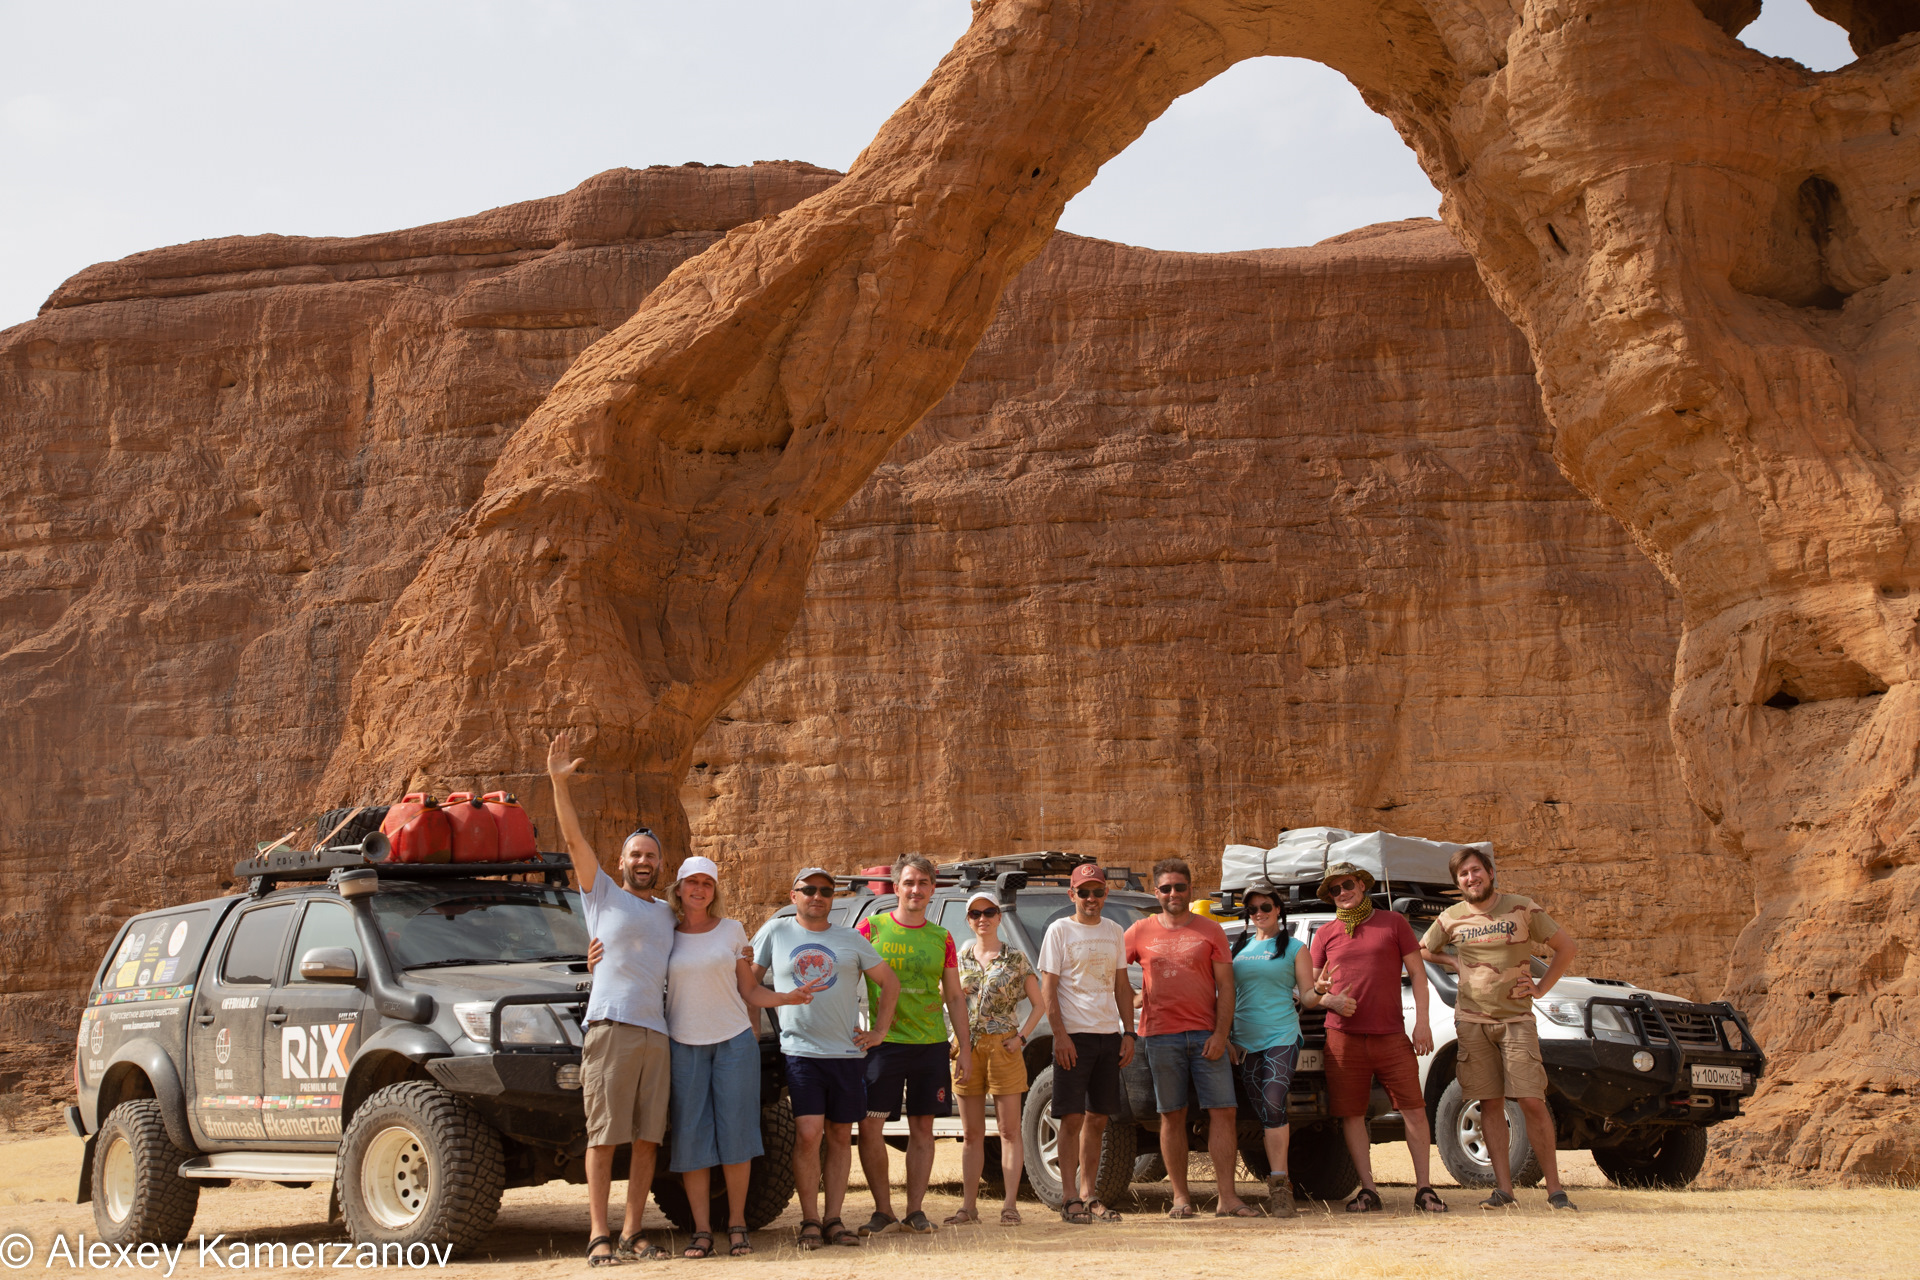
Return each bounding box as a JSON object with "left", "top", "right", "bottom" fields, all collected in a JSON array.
[
  {"left": 1266, "top": 1176, "right": 1299, "bottom": 1218},
  {"left": 899, "top": 1210, "right": 937, "bottom": 1234},
  {"left": 1479, "top": 1189, "right": 1517, "bottom": 1210},
  {"left": 858, "top": 1212, "right": 900, "bottom": 1236},
  {"left": 1548, "top": 1191, "right": 1578, "bottom": 1211}
]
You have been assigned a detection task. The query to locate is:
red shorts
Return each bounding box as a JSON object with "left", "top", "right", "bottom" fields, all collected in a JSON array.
[{"left": 1325, "top": 1028, "right": 1423, "bottom": 1118}]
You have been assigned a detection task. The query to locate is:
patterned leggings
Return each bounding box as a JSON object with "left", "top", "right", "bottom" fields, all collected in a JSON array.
[{"left": 1238, "top": 1041, "right": 1301, "bottom": 1129}]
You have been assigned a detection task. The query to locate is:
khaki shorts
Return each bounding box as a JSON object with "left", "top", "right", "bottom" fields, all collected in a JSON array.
[
  {"left": 583, "top": 1021, "right": 671, "bottom": 1146},
  {"left": 955, "top": 1032, "right": 1029, "bottom": 1098},
  {"left": 1455, "top": 1019, "right": 1547, "bottom": 1100}
]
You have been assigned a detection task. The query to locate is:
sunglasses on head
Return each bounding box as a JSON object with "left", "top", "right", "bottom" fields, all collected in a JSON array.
[
  {"left": 967, "top": 907, "right": 1000, "bottom": 920},
  {"left": 1075, "top": 885, "right": 1107, "bottom": 899},
  {"left": 793, "top": 884, "right": 834, "bottom": 898},
  {"left": 1155, "top": 882, "right": 1191, "bottom": 895}
]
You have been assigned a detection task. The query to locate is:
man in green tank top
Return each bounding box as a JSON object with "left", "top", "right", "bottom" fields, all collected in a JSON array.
[{"left": 854, "top": 855, "right": 974, "bottom": 1234}]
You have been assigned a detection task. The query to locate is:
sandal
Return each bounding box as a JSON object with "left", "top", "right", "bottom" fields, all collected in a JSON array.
[
  {"left": 1086, "top": 1199, "right": 1122, "bottom": 1223},
  {"left": 1214, "top": 1202, "right": 1261, "bottom": 1218},
  {"left": 618, "top": 1233, "right": 667, "bottom": 1262},
  {"left": 586, "top": 1235, "right": 624, "bottom": 1267},
  {"left": 1167, "top": 1201, "right": 1197, "bottom": 1219},
  {"left": 1479, "top": 1189, "right": 1517, "bottom": 1211},
  {"left": 1414, "top": 1186, "right": 1450, "bottom": 1214},
  {"left": 1060, "top": 1198, "right": 1091, "bottom": 1224},
  {"left": 727, "top": 1226, "right": 751, "bottom": 1257},
  {"left": 822, "top": 1218, "right": 863, "bottom": 1248},
  {"left": 942, "top": 1208, "right": 979, "bottom": 1226},
  {"left": 857, "top": 1211, "right": 899, "bottom": 1237},
  {"left": 1548, "top": 1190, "right": 1579, "bottom": 1211},
  {"left": 797, "top": 1220, "right": 824, "bottom": 1251},
  {"left": 680, "top": 1232, "right": 715, "bottom": 1260},
  {"left": 1345, "top": 1187, "right": 1383, "bottom": 1214},
  {"left": 999, "top": 1207, "right": 1023, "bottom": 1226}
]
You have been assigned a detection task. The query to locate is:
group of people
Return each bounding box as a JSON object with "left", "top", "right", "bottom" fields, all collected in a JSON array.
[{"left": 549, "top": 733, "right": 1583, "bottom": 1267}]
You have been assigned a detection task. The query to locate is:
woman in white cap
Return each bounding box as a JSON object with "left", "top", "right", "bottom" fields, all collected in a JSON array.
[
  {"left": 665, "top": 856, "right": 821, "bottom": 1257},
  {"left": 948, "top": 889, "right": 1044, "bottom": 1226}
]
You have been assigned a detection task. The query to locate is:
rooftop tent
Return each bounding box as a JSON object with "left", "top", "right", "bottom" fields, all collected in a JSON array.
[{"left": 1220, "top": 828, "right": 1490, "bottom": 891}]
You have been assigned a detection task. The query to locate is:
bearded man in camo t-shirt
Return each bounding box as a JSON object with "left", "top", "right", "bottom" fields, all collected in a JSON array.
[{"left": 1420, "top": 845, "right": 1579, "bottom": 1211}]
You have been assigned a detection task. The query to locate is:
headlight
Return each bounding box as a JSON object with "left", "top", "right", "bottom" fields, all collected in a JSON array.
[
  {"left": 1538, "top": 998, "right": 1586, "bottom": 1028},
  {"left": 1632, "top": 1050, "right": 1655, "bottom": 1072},
  {"left": 452, "top": 1001, "right": 568, "bottom": 1046}
]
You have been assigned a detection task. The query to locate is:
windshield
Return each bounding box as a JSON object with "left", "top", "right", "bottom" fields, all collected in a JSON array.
[
  {"left": 1012, "top": 895, "right": 1152, "bottom": 949},
  {"left": 370, "top": 886, "right": 589, "bottom": 969}
]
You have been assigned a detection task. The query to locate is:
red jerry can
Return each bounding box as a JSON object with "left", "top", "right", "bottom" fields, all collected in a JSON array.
[
  {"left": 482, "top": 792, "right": 539, "bottom": 860},
  {"left": 385, "top": 794, "right": 453, "bottom": 864},
  {"left": 444, "top": 792, "right": 501, "bottom": 863},
  {"left": 862, "top": 865, "right": 893, "bottom": 896}
]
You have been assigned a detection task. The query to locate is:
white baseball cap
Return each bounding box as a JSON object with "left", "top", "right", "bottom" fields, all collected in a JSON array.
[
  {"left": 675, "top": 855, "right": 720, "bottom": 884},
  {"left": 965, "top": 891, "right": 1000, "bottom": 911}
]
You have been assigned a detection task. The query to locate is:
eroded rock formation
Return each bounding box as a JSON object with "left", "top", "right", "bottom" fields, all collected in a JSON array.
[
  {"left": 298, "top": 1, "right": 1918, "bottom": 1176},
  {"left": 685, "top": 221, "right": 1734, "bottom": 1000}
]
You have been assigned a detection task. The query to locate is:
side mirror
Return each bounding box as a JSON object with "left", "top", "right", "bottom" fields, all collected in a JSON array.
[{"left": 300, "top": 947, "right": 360, "bottom": 982}]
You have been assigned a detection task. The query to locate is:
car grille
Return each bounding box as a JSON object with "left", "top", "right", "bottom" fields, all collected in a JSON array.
[
  {"left": 1298, "top": 1007, "right": 1328, "bottom": 1045},
  {"left": 1645, "top": 1004, "right": 1725, "bottom": 1049}
]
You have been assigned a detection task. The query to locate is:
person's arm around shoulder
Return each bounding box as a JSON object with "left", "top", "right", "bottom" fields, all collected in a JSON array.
[
  {"left": 1112, "top": 924, "right": 1137, "bottom": 1068},
  {"left": 1399, "top": 914, "right": 1433, "bottom": 1055},
  {"left": 546, "top": 731, "right": 599, "bottom": 893}
]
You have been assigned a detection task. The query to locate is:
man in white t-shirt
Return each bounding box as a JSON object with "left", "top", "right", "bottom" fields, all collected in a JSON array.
[
  {"left": 1038, "top": 862, "right": 1136, "bottom": 1225},
  {"left": 550, "top": 732, "right": 677, "bottom": 1264}
]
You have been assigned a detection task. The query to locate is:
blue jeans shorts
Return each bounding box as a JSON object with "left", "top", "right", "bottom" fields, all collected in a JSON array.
[
  {"left": 668, "top": 1029, "right": 764, "bottom": 1172},
  {"left": 1143, "top": 1029, "right": 1237, "bottom": 1113}
]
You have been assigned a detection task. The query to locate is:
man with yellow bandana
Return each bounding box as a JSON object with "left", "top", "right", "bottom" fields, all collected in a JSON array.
[
  {"left": 1421, "top": 845, "right": 1579, "bottom": 1210},
  {"left": 855, "top": 854, "right": 974, "bottom": 1235}
]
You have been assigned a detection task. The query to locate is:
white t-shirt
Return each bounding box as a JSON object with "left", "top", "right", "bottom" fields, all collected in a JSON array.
[
  {"left": 666, "top": 918, "right": 754, "bottom": 1046},
  {"left": 1038, "top": 916, "right": 1127, "bottom": 1035}
]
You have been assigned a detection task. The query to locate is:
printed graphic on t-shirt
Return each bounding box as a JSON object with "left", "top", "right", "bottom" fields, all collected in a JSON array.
[
  {"left": 1422, "top": 894, "right": 1559, "bottom": 1023},
  {"left": 787, "top": 942, "right": 841, "bottom": 992}
]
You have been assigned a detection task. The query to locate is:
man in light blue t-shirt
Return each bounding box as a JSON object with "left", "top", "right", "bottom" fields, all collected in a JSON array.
[
  {"left": 550, "top": 733, "right": 677, "bottom": 1263},
  {"left": 752, "top": 869, "right": 898, "bottom": 1249}
]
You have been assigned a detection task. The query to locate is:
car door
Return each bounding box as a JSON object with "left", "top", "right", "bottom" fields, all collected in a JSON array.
[
  {"left": 189, "top": 900, "right": 296, "bottom": 1146},
  {"left": 260, "top": 897, "right": 374, "bottom": 1146}
]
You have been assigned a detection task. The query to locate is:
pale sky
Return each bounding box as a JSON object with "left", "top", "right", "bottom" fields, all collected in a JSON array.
[{"left": 0, "top": 1, "right": 1855, "bottom": 330}]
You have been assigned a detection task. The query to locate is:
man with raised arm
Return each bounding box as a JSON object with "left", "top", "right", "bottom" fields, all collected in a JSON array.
[
  {"left": 548, "top": 731, "right": 677, "bottom": 1264},
  {"left": 1038, "top": 862, "right": 1135, "bottom": 1225},
  {"left": 752, "top": 868, "right": 900, "bottom": 1250},
  {"left": 1421, "top": 845, "right": 1579, "bottom": 1210}
]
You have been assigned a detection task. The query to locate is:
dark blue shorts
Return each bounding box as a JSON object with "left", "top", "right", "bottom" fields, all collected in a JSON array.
[
  {"left": 863, "top": 1041, "right": 953, "bottom": 1120},
  {"left": 785, "top": 1054, "right": 868, "bottom": 1125}
]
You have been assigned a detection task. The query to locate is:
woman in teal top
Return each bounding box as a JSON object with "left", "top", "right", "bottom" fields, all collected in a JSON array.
[{"left": 1228, "top": 883, "right": 1321, "bottom": 1218}]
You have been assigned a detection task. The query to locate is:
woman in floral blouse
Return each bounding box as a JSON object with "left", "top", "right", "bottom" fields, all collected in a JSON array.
[{"left": 947, "top": 890, "right": 1045, "bottom": 1225}]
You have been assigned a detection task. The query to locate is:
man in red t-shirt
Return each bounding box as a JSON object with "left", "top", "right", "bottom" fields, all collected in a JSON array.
[
  {"left": 1125, "top": 858, "right": 1255, "bottom": 1218},
  {"left": 1307, "top": 861, "right": 1444, "bottom": 1214}
]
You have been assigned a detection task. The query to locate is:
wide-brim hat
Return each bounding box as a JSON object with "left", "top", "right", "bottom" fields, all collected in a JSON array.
[{"left": 1316, "top": 861, "right": 1377, "bottom": 904}]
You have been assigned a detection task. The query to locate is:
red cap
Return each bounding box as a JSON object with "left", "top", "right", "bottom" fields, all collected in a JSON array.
[{"left": 1069, "top": 863, "right": 1106, "bottom": 887}]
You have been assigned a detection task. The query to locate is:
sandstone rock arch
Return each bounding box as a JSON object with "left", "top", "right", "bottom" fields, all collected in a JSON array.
[{"left": 322, "top": 1, "right": 1919, "bottom": 1174}]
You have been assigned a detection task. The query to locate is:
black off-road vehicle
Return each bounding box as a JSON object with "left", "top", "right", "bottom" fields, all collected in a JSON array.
[{"left": 69, "top": 844, "right": 796, "bottom": 1253}]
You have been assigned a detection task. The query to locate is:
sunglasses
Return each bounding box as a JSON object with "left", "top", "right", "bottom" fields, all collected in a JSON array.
[
  {"left": 1248, "top": 901, "right": 1278, "bottom": 914},
  {"left": 967, "top": 907, "right": 1000, "bottom": 920},
  {"left": 1328, "top": 879, "right": 1363, "bottom": 894},
  {"left": 793, "top": 885, "right": 834, "bottom": 898},
  {"left": 1075, "top": 885, "right": 1107, "bottom": 899},
  {"left": 1155, "top": 882, "right": 1191, "bottom": 895}
]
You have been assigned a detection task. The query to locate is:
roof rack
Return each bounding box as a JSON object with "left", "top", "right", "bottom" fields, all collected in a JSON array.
[
  {"left": 936, "top": 852, "right": 1146, "bottom": 893},
  {"left": 1209, "top": 880, "right": 1460, "bottom": 918},
  {"left": 234, "top": 846, "right": 574, "bottom": 895}
]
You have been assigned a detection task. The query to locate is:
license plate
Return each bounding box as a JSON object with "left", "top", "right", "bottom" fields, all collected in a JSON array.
[
  {"left": 1691, "top": 1064, "right": 1744, "bottom": 1090},
  {"left": 1297, "top": 1049, "right": 1324, "bottom": 1072}
]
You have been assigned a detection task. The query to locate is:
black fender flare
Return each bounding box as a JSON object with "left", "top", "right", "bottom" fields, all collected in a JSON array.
[
  {"left": 95, "top": 1039, "right": 196, "bottom": 1154},
  {"left": 343, "top": 1025, "right": 453, "bottom": 1124}
]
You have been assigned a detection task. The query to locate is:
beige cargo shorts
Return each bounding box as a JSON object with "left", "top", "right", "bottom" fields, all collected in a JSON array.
[
  {"left": 583, "top": 1021, "right": 671, "bottom": 1146},
  {"left": 1455, "top": 1018, "right": 1548, "bottom": 1100}
]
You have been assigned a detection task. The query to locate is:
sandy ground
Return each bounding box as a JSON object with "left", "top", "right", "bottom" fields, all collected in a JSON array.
[{"left": 3, "top": 1133, "right": 1915, "bottom": 1279}]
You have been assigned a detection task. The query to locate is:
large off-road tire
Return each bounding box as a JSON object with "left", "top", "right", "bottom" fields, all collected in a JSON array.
[
  {"left": 1132, "top": 1151, "right": 1168, "bottom": 1183},
  {"left": 1592, "top": 1126, "right": 1709, "bottom": 1189},
  {"left": 1020, "top": 1066, "right": 1137, "bottom": 1209},
  {"left": 338, "top": 1081, "right": 505, "bottom": 1255},
  {"left": 92, "top": 1100, "right": 200, "bottom": 1246},
  {"left": 652, "top": 1096, "right": 797, "bottom": 1232},
  {"left": 1434, "top": 1079, "right": 1543, "bottom": 1189},
  {"left": 1286, "top": 1123, "right": 1360, "bottom": 1202}
]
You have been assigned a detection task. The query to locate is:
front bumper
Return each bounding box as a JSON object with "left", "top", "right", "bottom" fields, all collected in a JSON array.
[
  {"left": 426, "top": 1051, "right": 585, "bottom": 1148},
  {"left": 1543, "top": 996, "right": 1765, "bottom": 1128}
]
